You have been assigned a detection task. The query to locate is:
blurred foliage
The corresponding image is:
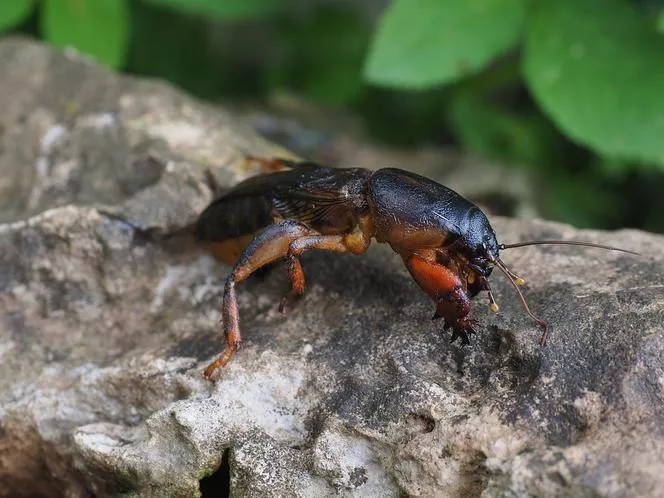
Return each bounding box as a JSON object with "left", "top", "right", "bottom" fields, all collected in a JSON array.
[
  {"left": 1, "top": 0, "right": 663, "bottom": 233},
  {"left": 364, "top": 0, "right": 525, "bottom": 89},
  {"left": 143, "top": 0, "right": 287, "bottom": 20},
  {"left": 0, "top": 0, "right": 33, "bottom": 31},
  {"left": 267, "top": 6, "right": 370, "bottom": 105},
  {"left": 523, "top": 0, "right": 664, "bottom": 166},
  {"left": 41, "top": 0, "right": 129, "bottom": 67}
]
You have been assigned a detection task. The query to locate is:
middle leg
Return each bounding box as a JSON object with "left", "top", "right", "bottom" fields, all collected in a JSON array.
[
  {"left": 279, "top": 255, "right": 306, "bottom": 313},
  {"left": 277, "top": 229, "right": 372, "bottom": 310}
]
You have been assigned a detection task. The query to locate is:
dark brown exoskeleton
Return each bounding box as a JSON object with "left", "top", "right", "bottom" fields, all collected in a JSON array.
[{"left": 196, "top": 157, "right": 636, "bottom": 379}]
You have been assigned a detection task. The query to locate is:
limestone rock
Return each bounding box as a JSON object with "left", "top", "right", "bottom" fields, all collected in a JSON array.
[{"left": 1, "top": 37, "right": 663, "bottom": 498}]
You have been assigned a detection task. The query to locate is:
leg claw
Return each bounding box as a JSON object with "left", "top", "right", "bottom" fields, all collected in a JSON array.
[
  {"left": 448, "top": 318, "right": 478, "bottom": 346},
  {"left": 202, "top": 345, "right": 238, "bottom": 380},
  {"left": 449, "top": 329, "right": 472, "bottom": 345}
]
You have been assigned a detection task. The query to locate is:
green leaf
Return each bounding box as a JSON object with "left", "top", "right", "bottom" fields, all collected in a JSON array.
[
  {"left": 0, "top": 0, "right": 34, "bottom": 31},
  {"left": 269, "top": 7, "right": 370, "bottom": 105},
  {"left": 363, "top": 0, "right": 525, "bottom": 89},
  {"left": 127, "top": 1, "right": 229, "bottom": 100},
  {"left": 143, "top": 0, "right": 285, "bottom": 21},
  {"left": 547, "top": 173, "right": 614, "bottom": 229},
  {"left": 41, "top": 0, "right": 129, "bottom": 68},
  {"left": 449, "top": 91, "right": 559, "bottom": 168},
  {"left": 523, "top": 0, "right": 664, "bottom": 166}
]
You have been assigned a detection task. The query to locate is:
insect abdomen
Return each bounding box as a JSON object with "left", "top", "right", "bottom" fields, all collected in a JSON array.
[{"left": 195, "top": 194, "right": 274, "bottom": 264}]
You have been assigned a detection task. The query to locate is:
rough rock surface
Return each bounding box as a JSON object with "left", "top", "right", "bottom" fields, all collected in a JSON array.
[{"left": 1, "top": 37, "right": 663, "bottom": 498}]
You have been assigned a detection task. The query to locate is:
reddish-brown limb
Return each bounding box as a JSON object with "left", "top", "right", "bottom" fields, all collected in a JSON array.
[
  {"left": 278, "top": 230, "right": 371, "bottom": 311},
  {"left": 404, "top": 252, "right": 476, "bottom": 345},
  {"left": 203, "top": 279, "right": 240, "bottom": 378},
  {"left": 279, "top": 255, "right": 306, "bottom": 313},
  {"left": 203, "top": 220, "right": 315, "bottom": 380},
  {"left": 203, "top": 223, "right": 372, "bottom": 380}
]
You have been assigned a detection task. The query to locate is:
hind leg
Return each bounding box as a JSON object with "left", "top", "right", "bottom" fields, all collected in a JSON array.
[
  {"left": 203, "top": 223, "right": 370, "bottom": 379},
  {"left": 432, "top": 291, "right": 477, "bottom": 345},
  {"left": 203, "top": 220, "right": 315, "bottom": 379}
]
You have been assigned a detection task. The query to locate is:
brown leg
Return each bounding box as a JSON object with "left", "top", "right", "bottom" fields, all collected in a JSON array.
[
  {"left": 203, "top": 224, "right": 371, "bottom": 380},
  {"left": 203, "top": 279, "right": 240, "bottom": 378},
  {"left": 274, "top": 235, "right": 347, "bottom": 312},
  {"left": 203, "top": 220, "right": 315, "bottom": 380},
  {"left": 276, "top": 230, "right": 371, "bottom": 310},
  {"left": 405, "top": 253, "right": 476, "bottom": 345},
  {"left": 289, "top": 229, "right": 371, "bottom": 257},
  {"left": 289, "top": 235, "right": 348, "bottom": 255},
  {"left": 279, "top": 255, "right": 306, "bottom": 313}
]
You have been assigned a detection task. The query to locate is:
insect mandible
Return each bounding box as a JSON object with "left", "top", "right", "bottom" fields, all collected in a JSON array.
[{"left": 195, "top": 157, "right": 636, "bottom": 379}]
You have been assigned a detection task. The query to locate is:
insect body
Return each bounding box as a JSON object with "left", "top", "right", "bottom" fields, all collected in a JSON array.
[{"left": 196, "top": 157, "right": 634, "bottom": 379}]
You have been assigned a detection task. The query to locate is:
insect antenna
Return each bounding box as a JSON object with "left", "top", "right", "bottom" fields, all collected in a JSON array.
[
  {"left": 493, "top": 258, "right": 550, "bottom": 345},
  {"left": 499, "top": 240, "right": 639, "bottom": 255}
]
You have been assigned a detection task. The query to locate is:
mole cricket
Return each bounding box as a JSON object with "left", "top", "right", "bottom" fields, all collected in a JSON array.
[{"left": 195, "top": 157, "right": 636, "bottom": 379}]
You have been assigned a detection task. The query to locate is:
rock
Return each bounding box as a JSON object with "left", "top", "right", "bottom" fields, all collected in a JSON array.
[{"left": 1, "top": 37, "right": 663, "bottom": 498}]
